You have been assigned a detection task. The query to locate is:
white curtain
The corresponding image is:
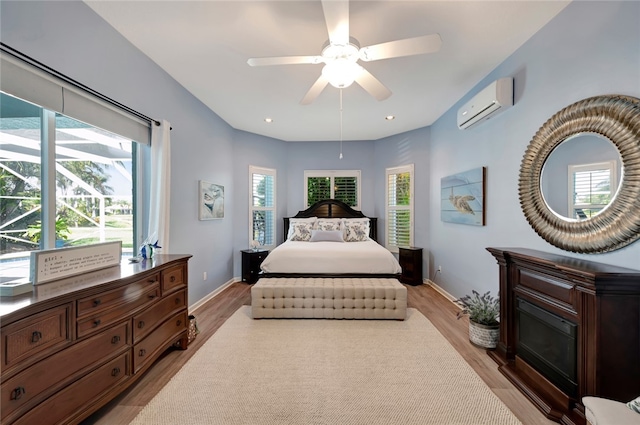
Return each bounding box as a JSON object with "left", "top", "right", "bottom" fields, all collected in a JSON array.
[{"left": 148, "top": 119, "right": 171, "bottom": 253}]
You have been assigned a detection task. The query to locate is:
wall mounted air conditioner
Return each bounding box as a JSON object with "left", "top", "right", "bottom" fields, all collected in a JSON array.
[{"left": 457, "top": 77, "right": 513, "bottom": 130}]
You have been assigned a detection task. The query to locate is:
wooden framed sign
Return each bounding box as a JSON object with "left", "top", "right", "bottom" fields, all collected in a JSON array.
[{"left": 30, "top": 241, "right": 122, "bottom": 285}]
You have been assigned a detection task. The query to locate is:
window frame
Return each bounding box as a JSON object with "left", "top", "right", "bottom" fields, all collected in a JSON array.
[
  {"left": 249, "top": 165, "right": 277, "bottom": 250},
  {"left": 1, "top": 48, "right": 150, "bottom": 271},
  {"left": 0, "top": 93, "right": 144, "bottom": 267},
  {"left": 568, "top": 160, "right": 617, "bottom": 220},
  {"left": 304, "top": 169, "right": 361, "bottom": 209},
  {"left": 385, "top": 164, "right": 414, "bottom": 253}
]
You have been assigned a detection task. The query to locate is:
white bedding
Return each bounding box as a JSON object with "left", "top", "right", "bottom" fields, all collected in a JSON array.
[{"left": 260, "top": 239, "right": 402, "bottom": 274}]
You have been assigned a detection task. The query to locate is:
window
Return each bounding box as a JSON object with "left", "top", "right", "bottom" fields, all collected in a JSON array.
[
  {"left": 304, "top": 170, "right": 360, "bottom": 209},
  {"left": 250, "top": 166, "right": 276, "bottom": 249},
  {"left": 1, "top": 50, "right": 149, "bottom": 284},
  {"left": 569, "top": 161, "right": 617, "bottom": 220},
  {"left": 386, "top": 164, "right": 414, "bottom": 252},
  {"left": 1, "top": 92, "right": 141, "bottom": 282}
]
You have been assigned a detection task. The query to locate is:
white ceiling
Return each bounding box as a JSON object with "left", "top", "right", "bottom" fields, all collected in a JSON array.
[{"left": 84, "top": 1, "right": 570, "bottom": 142}]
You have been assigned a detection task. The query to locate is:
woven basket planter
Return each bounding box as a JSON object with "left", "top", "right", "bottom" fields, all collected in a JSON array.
[{"left": 468, "top": 320, "right": 499, "bottom": 349}]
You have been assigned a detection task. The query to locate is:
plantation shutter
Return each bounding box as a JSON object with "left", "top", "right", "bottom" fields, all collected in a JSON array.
[
  {"left": 386, "top": 165, "right": 414, "bottom": 252},
  {"left": 304, "top": 170, "right": 361, "bottom": 209},
  {"left": 250, "top": 166, "right": 276, "bottom": 248},
  {"left": 334, "top": 176, "right": 358, "bottom": 207},
  {"left": 307, "top": 177, "right": 331, "bottom": 206},
  {"left": 570, "top": 162, "right": 615, "bottom": 219}
]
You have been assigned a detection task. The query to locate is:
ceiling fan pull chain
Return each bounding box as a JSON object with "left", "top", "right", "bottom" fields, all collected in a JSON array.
[{"left": 339, "top": 88, "right": 343, "bottom": 159}]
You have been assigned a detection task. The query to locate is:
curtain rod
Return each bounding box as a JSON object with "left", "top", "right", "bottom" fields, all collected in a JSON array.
[{"left": 1, "top": 43, "right": 163, "bottom": 127}]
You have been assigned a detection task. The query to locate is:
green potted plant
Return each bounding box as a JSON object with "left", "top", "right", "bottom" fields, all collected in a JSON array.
[{"left": 455, "top": 290, "right": 500, "bottom": 349}]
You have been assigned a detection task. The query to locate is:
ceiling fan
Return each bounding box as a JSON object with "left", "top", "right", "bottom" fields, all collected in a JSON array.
[{"left": 247, "top": 0, "right": 442, "bottom": 105}]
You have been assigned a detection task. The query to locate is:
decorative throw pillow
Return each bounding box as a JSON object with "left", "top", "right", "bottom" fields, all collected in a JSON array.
[
  {"left": 287, "top": 217, "right": 317, "bottom": 240},
  {"left": 309, "top": 230, "right": 344, "bottom": 242},
  {"left": 343, "top": 218, "right": 370, "bottom": 242},
  {"left": 315, "top": 219, "right": 343, "bottom": 232},
  {"left": 288, "top": 222, "right": 314, "bottom": 241},
  {"left": 627, "top": 395, "right": 640, "bottom": 413}
]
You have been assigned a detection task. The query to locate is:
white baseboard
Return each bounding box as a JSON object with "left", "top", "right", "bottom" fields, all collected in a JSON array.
[
  {"left": 189, "top": 277, "right": 238, "bottom": 313},
  {"left": 425, "top": 279, "right": 458, "bottom": 305}
]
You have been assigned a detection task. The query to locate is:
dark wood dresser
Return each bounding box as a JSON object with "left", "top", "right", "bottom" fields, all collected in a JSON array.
[
  {"left": 486, "top": 248, "right": 640, "bottom": 425},
  {"left": 0, "top": 254, "right": 191, "bottom": 425}
]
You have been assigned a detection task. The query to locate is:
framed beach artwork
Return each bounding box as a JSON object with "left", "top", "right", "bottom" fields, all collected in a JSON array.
[
  {"left": 199, "top": 180, "right": 224, "bottom": 220},
  {"left": 440, "top": 167, "right": 486, "bottom": 226}
]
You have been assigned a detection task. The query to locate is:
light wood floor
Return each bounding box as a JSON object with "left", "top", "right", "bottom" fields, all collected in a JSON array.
[{"left": 82, "top": 282, "right": 555, "bottom": 425}]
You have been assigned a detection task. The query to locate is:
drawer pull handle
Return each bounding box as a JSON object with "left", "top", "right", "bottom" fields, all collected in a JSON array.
[
  {"left": 147, "top": 279, "right": 156, "bottom": 283},
  {"left": 148, "top": 294, "right": 156, "bottom": 299},
  {"left": 139, "top": 348, "right": 146, "bottom": 357},
  {"left": 138, "top": 320, "right": 145, "bottom": 329},
  {"left": 93, "top": 319, "right": 101, "bottom": 327},
  {"left": 170, "top": 276, "right": 176, "bottom": 283},
  {"left": 111, "top": 367, "right": 120, "bottom": 377},
  {"left": 111, "top": 335, "right": 121, "bottom": 344},
  {"left": 176, "top": 319, "right": 182, "bottom": 327},
  {"left": 175, "top": 297, "right": 181, "bottom": 304},
  {"left": 30, "top": 331, "right": 42, "bottom": 343},
  {"left": 93, "top": 299, "right": 102, "bottom": 306},
  {"left": 10, "top": 387, "right": 26, "bottom": 401}
]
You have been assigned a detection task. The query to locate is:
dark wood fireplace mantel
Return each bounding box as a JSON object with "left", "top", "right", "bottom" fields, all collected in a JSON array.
[{"left": 486, "top": 247, "right": 640, "bottom": 425}]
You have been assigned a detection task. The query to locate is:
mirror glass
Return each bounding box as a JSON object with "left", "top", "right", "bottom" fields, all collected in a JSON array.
[
  {"left": 540, "top": 133, "right": 622, "bottom": 220},
  {"left": 519, "top": 94, "right": 640, "bottom": 253}
]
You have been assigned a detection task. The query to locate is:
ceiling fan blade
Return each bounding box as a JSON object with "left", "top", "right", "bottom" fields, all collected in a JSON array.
[
  {"left": 247, "top": 56, "right": 322, "bottom": 67},
  {"left": 322, "top": 0, "right": 349, "bottom": 46},
  {"left": 354, "top": 67, "right": 391, "bottom": 101},
  {"left": 300, "top": 74, "right": 330, "bottom": 105},
  {"left": 359, "top": 34, "right": 442, "bottom": 62}
]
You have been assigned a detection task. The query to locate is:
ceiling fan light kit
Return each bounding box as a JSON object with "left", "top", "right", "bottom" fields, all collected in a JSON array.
[
  {"left": 322, "top": 58, "right": 362, "bottom": 89},
  {"left": 247, "top": 0, "right": 442, "bottom": 105}
]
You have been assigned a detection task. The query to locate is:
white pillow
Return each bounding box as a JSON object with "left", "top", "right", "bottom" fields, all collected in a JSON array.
[
  {"left": 288, "top": 222, "right": 314, "bottom": 241},
  {"left": 310, "top": 230, "right": 344, "bottom": 242},
  {"left": 628, "top": 396, "right": 640, "bottom": 413},
  {"left": 315, "top": 218, "right": 343, "bottom": 232},
  {"left": 343, "top": 218, "right": 370, "bottom": 242},
  {"left": 287, "top": 217, "right": 317, "bottom": 240}
]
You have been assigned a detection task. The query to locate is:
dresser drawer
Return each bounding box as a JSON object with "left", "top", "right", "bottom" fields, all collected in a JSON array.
[
  {"left": 1, "top": 321, "right": 129, "bottom": 423},
  {"left": 77, "top": 284, "right": 160, "bottom": 338},
  {"left": 133, "top": 311, "right": 187, "bottom": 374},
  {"left": 77, "top": 273, "right": 160, "bottom": 317},
  {"left": 161, "top": 264, "right": 185, "bottom": 293},
  {"left": 1, "top": 304, "right": 72, "bottom": 370},
  {"left": 12, "top": 351, "right": 131, "bottom": 425},
  {"left": 133, "top": 289, "right": 187, "bottom": 344}
]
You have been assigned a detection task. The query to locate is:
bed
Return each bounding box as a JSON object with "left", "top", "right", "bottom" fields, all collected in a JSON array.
[
  {"left": 251, "top": 199, "right": 407, "bottom": 320},
  {"left": 259, "top": 199, "right": 402, "bottom": 278}
]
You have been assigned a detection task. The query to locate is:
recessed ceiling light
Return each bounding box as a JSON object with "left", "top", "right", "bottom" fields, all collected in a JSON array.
[
  {"left": 264, "top": 118, "right": 273, "bottom": 123},
  {"left": 385, "top": 115, "right": 395, "bottom": 121}
]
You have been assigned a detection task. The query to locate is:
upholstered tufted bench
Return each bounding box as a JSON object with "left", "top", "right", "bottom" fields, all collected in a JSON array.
[{"left": 251, "top": 277, "right": 407, "bottom": 320}]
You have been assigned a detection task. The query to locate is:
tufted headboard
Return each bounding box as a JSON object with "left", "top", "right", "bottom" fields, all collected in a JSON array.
[{"left": 283, "top": 199, "right": 377, "bottom": 242}]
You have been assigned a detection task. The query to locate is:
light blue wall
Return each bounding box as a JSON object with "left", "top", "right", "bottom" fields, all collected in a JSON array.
[
  {"left": 2, "top": 1, "right": 639, "bottom": 307},
  {"left": 373, "top": 127, "right": 431, "bottom": 253},
  {"left": 231, "top": 130, "right": 288, "bottom": 268},
  {"left": 285, "top": 140, "right": 376, "bottom": 218},
  {"left": 422, "top": 0, "right": 640, "bottom": 299},
  {"left": 1, "top": 1, "right": 245, "bottom": 304}
]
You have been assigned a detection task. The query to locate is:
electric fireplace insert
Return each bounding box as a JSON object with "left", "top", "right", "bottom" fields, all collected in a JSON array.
[{"left": 516, "top": 298, "right": 577, "bottom": 397}]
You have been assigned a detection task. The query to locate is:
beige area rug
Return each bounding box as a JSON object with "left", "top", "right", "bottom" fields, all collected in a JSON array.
[{"left": 130, "top": 307, "right": 522, "bottom": 425}]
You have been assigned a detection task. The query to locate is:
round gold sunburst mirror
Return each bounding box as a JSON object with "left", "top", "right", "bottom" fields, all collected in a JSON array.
[{"left": 519, "top": 94, "right": 640, "bottom": 253}]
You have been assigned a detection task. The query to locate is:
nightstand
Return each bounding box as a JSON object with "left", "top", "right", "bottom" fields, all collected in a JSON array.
[
  {"left": 241, "top": 249, "right": 269, "bottom": 284},
  {"left": 398, "top": 247, "right": 423, "bottom": 286}
]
